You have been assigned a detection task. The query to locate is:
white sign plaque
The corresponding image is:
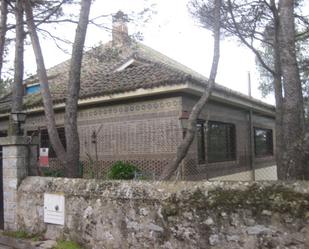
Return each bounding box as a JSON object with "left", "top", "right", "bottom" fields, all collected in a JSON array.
[
  {"left": 39, "top": 148, "right": 49, "bottom": 167},
  {"left": 44, "top": 193, "right": 65, "bottom": 225}
]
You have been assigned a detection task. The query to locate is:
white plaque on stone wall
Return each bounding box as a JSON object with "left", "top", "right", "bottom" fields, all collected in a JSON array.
[{"left": 44, "top": 193, "right": 65, "bottom": 225}]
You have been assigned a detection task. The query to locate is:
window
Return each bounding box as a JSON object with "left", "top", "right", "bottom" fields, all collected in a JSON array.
[
  {"left": 0, "top": 130, "right": 7, "bottom": 137},
  {"left": 25, "top": 84, "right": 40, "bottom": 94},
  {"left": 40, "top": 128, "right": 66, "bottom": 158},
  {"left": 254, "top": 128, "right": 273, "bottom": 157},
  {"left": 196, "top": 121, "right": 205, "bottom": 164},
  {"left": 207, "top": 121, "right": 236, "bottom": 163}
]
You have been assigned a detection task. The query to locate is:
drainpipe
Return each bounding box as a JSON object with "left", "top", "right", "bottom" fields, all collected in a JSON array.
[
  {"left": 248, "top": 72, "right": 256, "bottom": 181},
  {"left": 249, "top": 109, "right": 256, "bottom": 181}
]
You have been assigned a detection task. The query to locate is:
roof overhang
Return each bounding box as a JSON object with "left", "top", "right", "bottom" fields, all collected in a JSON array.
[
  {"left": 184, "top": 81, "right": 275, "bottom": 117},
  {"left": 0, "top": 81, "right": 275, "bottom": 118}
]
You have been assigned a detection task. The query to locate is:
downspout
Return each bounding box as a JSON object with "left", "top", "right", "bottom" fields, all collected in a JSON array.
[
  {"left": 248, "top": 72, "right": 256, "bottom": 181},
  {"left": 249, "top": 109, "right": 256, "bottom": 181}
]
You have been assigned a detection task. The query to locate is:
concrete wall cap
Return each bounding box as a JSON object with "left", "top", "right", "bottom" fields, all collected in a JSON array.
[{"left": 0, "top": 136, "right": 32, "bottom": 146}]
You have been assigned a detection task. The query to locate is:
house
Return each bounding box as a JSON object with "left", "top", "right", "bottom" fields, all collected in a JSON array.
[{"left": 0, "top": 12, "right": 277, "bottom": 180}]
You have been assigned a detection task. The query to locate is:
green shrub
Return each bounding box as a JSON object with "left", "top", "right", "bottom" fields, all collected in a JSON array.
[
  {"left": 81, "top": 153, "right": 96, "bottom": 178},
  {"left": 41, "top": 168, "right": 64, "bottom": 177},
  {"left": 53, "top": 240, "right": 83, "bottom": 249},
  {"left": 107, "top": 161, "right": 140, "bottom": 180},
  {"left": 3, "top": 230, "right": 43, "bottom": 241}
]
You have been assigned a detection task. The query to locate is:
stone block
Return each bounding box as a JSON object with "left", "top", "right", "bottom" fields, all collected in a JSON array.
[
  {"left": 3, "top": 191, "right": 17, "bottom": 202},
  {"left": 4, "top": 221, "right": 17, "bottom": 231},
  {"left": 3, "top": 168, "right": 18, "bottom": 178},
  {"left": 8, "top": 179, "right": 18, "bottom": 189},
  {"left": 4, "top": 201, "right": 17, "bottom": 211},
  {"left": 4, "top": 212, "right": 16, "bottom": 224},
  {"left": 1, "top": 136, "right": 34, "bottom": 232},
  {"left": 2, "top": 158, "right": 26, "bottom": 169},
  {"left": 3, "top": 182, "right": 16, "bottom": 192}
]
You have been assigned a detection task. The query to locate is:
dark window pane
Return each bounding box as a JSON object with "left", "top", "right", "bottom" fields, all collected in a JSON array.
[
  {"left": 207, "top": 121, "right": 236, "bottom": 162},
  {"left": 0, "top": 131, "right": 7, "bottom": 137},
  {"left": 254, "top": 128, "right": 273, "bottom": 157},
  {"left": 196, "top": 122, "right": 205, "bottom": 164},
  {"left": 40, "top": 128, "right": 66, "bottom": 158}
]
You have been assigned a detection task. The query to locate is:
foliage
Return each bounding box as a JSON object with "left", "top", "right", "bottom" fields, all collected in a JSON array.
[
  {"left": 256, "top": 44, "right": 275, "bottom": 97},
  {"left": 81, "top": 152, "right": 96, "bottom": 178},
  {"left": 1, "top": 0, "right": 77, "bottom": 75},
  {"left": 3, "top": 230, "right": 43, "bottom": 241},
  {"left": 107, "top": 161, "right": 140, "bottom": 180},
  {"left": 189, "top": 0, "right": 309, "bottom": 180},
  {"left": 41, "top": 167, "right": 65, "bottom": 177},
  {"left": 0, "top": 77, "right": 11, "bottom": 96},
  {"left": 3, "top": 230, "right": 30, "bottom": 239},
  {"left": 53, "top": 240, "right": 83, "bottom": 249},
  {"left": 257, "top": 31, "right": 309, "bottom": 98}
]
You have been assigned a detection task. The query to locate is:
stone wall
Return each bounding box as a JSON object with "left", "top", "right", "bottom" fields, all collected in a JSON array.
[
  {"left": 17, "top": 177, "right": 309, "bottom": 249},
  {"left": 0, "top": 136, "right": 38, "bottom": 230}
]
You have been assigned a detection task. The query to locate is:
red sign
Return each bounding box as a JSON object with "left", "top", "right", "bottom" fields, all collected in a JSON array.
[{"left": 39, "top": 148, "right": 49, "bottom": 167}]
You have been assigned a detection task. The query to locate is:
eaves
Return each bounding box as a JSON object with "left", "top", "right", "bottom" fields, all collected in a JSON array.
[{"left": 0, "top": 80, "right": 275, "bottom": 118}]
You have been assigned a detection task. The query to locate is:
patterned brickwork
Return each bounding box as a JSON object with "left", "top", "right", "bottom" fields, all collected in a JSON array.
[
  {"left": 0, "top": 95, "right": 277, "bottom": 181},
  {"left": 24, "top": 97, "right": 182, "bottom": 178},
  {"left": 81, "top": 157, "right": 171, "bottom": 180},
  {"left": 24, "top": 97, "right": 181, "bottom": 128},
  {"left": 80, "top": 117, "right": 181, "bottom": 156}
]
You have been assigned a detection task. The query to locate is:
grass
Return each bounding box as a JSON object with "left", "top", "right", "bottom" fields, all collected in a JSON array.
[
  {"left": 2, "top": 230, "right": 43, "bottom": 241},
  {"left": 53, "top": 240, "right": 84, "bottom": 249},
  {"left": 2, "top": 231, "right": 83, "bottom": 249}
]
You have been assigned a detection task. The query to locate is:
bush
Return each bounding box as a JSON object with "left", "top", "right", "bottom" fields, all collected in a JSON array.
[
  {"left": 107, "top": 161, "right": 140, "bottom": 180},
  {"left": 41, "top": 168, "right": 64, "bottom": 177},
  {"left": 3, "top": 230, "right": 43, "bottom": 241},
  {"left": 53, "top": 240, "right": 83, "bottom": 249}
]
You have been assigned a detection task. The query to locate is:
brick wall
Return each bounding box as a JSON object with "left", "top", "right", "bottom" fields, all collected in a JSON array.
[
  {"left": 23, "top": 97, "right": 183, "bottom": 178},
  {"left": 182, "top": 96, "right": 276, "bottom": 180},
  {"left": 0, "top": 94, "right": 276, "bottom": 180}
]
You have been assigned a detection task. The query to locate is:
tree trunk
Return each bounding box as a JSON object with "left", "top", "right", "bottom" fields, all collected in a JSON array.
[
  {"left": 0, "top": 0, "right": 7, "bottom": 80},
  {"left": 23, "top": 0, "right": 67, "bottom": 163},
  {"left": 9, "top": 0, "right": 24, "bottom": 136},
  {"left": 269, "top": 0, "right": 285, "bottom": 180},
  {"left": 12, "top": 0, "right": 24, "bottom": 113},
  {"left": 305, "top": 131, "right": 309, "bottom": 179},
  {"left": 273, "top": 73, "right": 285, "bottom": 179},
  {"left": 160, "top": 0, "right": 222, "bottom": 180},
  {"left": 64, "top": 0, "right": 91, "bottom": 177},
  {"left": 278, "top": 0, "right": 306, "bottom": 179}
]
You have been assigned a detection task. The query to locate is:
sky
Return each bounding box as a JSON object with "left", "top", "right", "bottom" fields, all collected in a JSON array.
[{"left": 22, "top": 0, "right": 280, "bottom": 104}]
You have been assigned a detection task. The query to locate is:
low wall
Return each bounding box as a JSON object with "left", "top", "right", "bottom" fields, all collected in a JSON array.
[{"left": 17, "top": 177, "right": 309, "bottom": 249}]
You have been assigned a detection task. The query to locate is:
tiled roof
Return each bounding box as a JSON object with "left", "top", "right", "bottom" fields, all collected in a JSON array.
[
  {"left": 0, "top": 41, "right": 207, "bottom": 113},
  {"left": 0, "top": 40, "right": 274, "bottom": 114}
]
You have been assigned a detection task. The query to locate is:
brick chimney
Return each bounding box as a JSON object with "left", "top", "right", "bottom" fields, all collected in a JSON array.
[{"left": 112, "top": 11, "right": 129, "bottom": 46}]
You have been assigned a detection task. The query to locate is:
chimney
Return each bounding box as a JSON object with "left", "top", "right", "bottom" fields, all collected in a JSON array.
[{"left": 112, "top": 11, "right": 129, "bottom": 46}]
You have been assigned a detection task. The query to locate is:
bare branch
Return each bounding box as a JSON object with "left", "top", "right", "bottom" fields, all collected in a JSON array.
[
  {"left": 37, "top": 27, "right": 72, "bottom": 53},
  {"left": 227, "top": 0, "right": 275, "bottom": 75}
]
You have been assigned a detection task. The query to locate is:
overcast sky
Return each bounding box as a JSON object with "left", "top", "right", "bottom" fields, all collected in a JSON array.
[{"left": 23, "top": 0, "right": 287, "bottom": 104}]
